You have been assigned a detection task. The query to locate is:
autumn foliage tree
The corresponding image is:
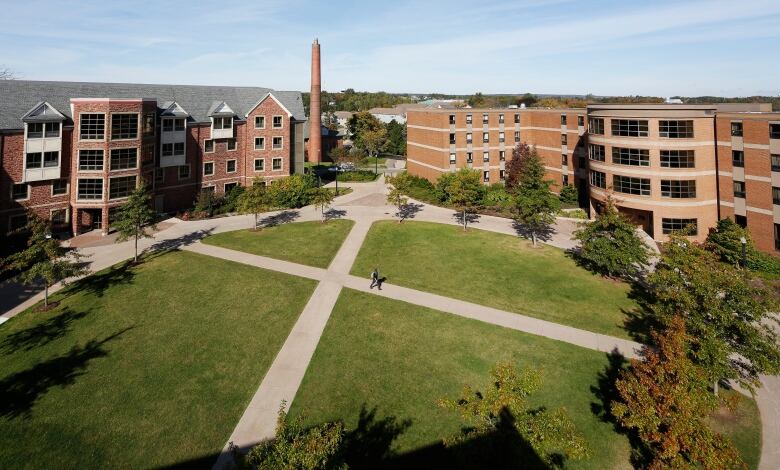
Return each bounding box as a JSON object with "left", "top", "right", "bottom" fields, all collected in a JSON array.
[
  {"left": 612, "top": 317, "right": 744, "bottom": 470},
  {"left": 504, "top": 143, "right": 533, "bottom": 191}
]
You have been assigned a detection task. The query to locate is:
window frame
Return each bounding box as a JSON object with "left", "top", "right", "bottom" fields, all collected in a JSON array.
[
  {"left": 204, "top": 139, "right": 214, "bottom": 153},
  {"left": 272, "top": 136, "right": 283, "bottom": 150},
  {"left": 449, "top": 153, "right": 456, "bottom": 165},
  {"left": 26, "top": 122, "right": 44, "bottom": 139},
  {"left": 610, "top": 119, "right": 648, "bottom": 137},
  {"left": 109, "top": 147, "right": 139, "bottom": 171},
  {"left": 659, "top": 120, "right": 694, "bottom": 138},
  {"left": 588, "top": 144, "right": 605, "bottom": 162},
  {"left": 733, "top": 180, "right": 746, "bottom": 198},
  {"left": 213, "top": 117, "right": 233, "bottom": 130},
  {"left": 588, "top": 117, "right": 604, "bottom": 135},
  {"left": 272, "top": 115, "right": 284, "bottom": 129},
  {"left": 108, "top": 175, "right": 137, "bottom": 200},
  {"left": 272, "top": 157, "right": 283, "bottom": 171},
  {"left": 78, "top": 149, "right": 104, "bottom": 171},
  {"left": 51, "top": 179, "right": 68, "bottom": 197},
  {"left": 483, "top": 151, "right": 490, "bottom": 163},
  {"left": 732, "top": 150, "right": 745, "bottom": 168},
  {"left": 613, "top": 175, "right": 651, "bottom": 196},
  {"left": 731, "top": 121, "right": 743, "bottom": 137},
  {"left": 226, "top": 159, "right": 237, "bottom": 174},
  {"left": 612, "top": 147, "right": 650, "bottom": 166},
  {"left": 662, "top": 218, "right": 698, "bottom": 235},
  {"left": 50, "top": 208, "right": 68, "bottom": 226},
  {"left": 660, "top": 180, "right": 697, "bottom": 199},
  {"left": 11, "top": 183, "right": 29, "bottom": 201},
  {"left": 660, "top": 150, "right": 695, "bottom": 168},
  {"left": 77, "top": 178, "right": 104, "bottom": 201},
  {"left": 772, "top": 154, "right": 780, "bottom": 172},
  {"left": 227, "top": 139, "right": 237, "bottom": 151},
  {"left": 203, "top": 162, "right": 215, "bottom": 176},
  {"left": 178, "top": 164, "right": 191, "bottom": 181},
  {"left": 111, "top": 113, "right": 140, "bottom": 140},
  {"left": 254, "top": 137, "right": 265, "bottom": 150},
  {"left": 589, "top": 170, "right": 606, "bottom": 189},
  {"left": 79, "top": 113, "right": 106, "bottom": 141},
  {"left": 254, "top": 158, "right": 265, "bottom": 171},
  {"left": 770, "top": 123, "right": 780, "bottom": 139},
  {"left": 254, "top": 115, "right": 266, "bottom": 129}
]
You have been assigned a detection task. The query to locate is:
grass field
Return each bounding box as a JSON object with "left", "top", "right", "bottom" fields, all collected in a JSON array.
[
  {"left": 289, "top": 289, "right": 761, "bottom": 469},
  {"left": 0, "top": 251, "right": 316, "bottom": 469},
  {"left": 203, "top": 219, "right": 354, "bottom": 268},
  {"left": 352, "top": 221, "right": 639, "bottom": 339}
]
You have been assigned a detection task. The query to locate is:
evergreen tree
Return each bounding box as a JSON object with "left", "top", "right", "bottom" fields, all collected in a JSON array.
[
  {"left": 513, "top": 147, "right": 560, "bottom": 246},
  {"left": 573, "top": 195, "right": 650, "bottom": 279},
  {"left": 1, "top": 213, "right": 87, "bottom": 308},
  {"left": 238, "top": 178, "right": 272, "bottom": 229},
  {"left": 113, "top": 183, "right": 157, "bottom": 262}
]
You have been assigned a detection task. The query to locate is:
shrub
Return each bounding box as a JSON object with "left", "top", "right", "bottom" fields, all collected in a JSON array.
[
  {"left": 193, "top": 190, "right": 223, "bottom": 218},
  {"left": 214, "top": 185, "right": 245, "bottom": 215},
  {"left": 336, "top": 170, "right": 377, "bottom": 182},
  {"left": 483, "top": 184, "right": 514, "bottom": 210},
  {"left": 434, "top": 171, "right": 458, "bottom": 202},
  {"left": 559, "top": 184, "right": 579, "bottom": 205},
  {"left": 395, "top": 172, "right": 438, "bottom": 204},
  {"left": 268, "top": 173, "right": 317, "bottom": 208}
]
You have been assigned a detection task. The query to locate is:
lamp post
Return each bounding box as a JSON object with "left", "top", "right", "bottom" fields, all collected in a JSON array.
[
  {"left": 374, "top": 151, "right": 378, "bottom": 175},
  {"left": 740, "top": 236, "right": 747, "bottom": 268}
]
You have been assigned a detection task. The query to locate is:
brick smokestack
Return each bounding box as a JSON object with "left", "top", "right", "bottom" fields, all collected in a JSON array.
[{"left": 309, "top": 39, "right": 322, "bottom": 164}]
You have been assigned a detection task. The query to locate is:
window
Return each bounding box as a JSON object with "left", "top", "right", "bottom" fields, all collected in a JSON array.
[
  {"left": 514, "top": 131, "right": 520, "bottom": 142},
  {"left": 660, "top": 150, "right": 695, "bottom": 168},
  {"left": 80, "top": 113, "right": 105, "bottom": 140},
  {"left": 9, "top": 214, "right": 27, "bottom": 232},
  {"left": 499, "top": 114, "right": 505, "bottom": 124},
  {"left": 204, "top": 162, "right": 214, "bottom": 176},
  {"left": 771, "top": 124, "right": 780, "bottom": 139},
  {"left": 162, "top": 143, "right": 184, "bottom": 157},
  {"left": 174, "top": 142, "right": 185, "bottom": 156},
  {"left": 482, "top": 114, "right": 489, "bottom": 124},
  {"left": 499, "top": 151, "right": 506, "bottom": 161},
  {"left": 272, "top": 137, "right": 283, "bottom": 149},
  {"left": 500, "top": 170, "right": 506, "bottom": 180},
  {"left": 178, "top": 165, "right": 190, "bottom": 180},
  {"left": 449, "top": 115, "right": 455, "bottom": 125},
  {"left": 204, "top": 139, "right": 214, "bottom": 153},
  {"left": 109, "top": 176, "right": 136, "bottom": 199},
  {"left": 226, "top": 160, "right": 237, "bottom": 173},
  {"left": 514, "top": 114, "right": 520, "bottom": 124},
  {"left": 449, "top": 153, "right": 456, "bottom": 164},
  {"left": 227, "top": 139, "right": 237, "bottom": 151},
  {"left": 203, "top": 185, "right": 216, "bottom": 194},
  {"left": 483, "top": 170, "right": 490, "bottom": 182},
  {"left": 255, "top": 116, "right": 265, "bottom": 129},
  {"left": 43, "top": 151, "right": 59, "bottom": 167},
  {"left": 27, "top": 123, "right": 43, "bottom": 139},
  {"left": 731, "top": 121, "right": 743, "bottom": 137},
  {"left": 51, "top": 209, "right": 67, "bottom": 225},
  {"left": 143, "top": 113, "right": 155, "bottom": 136},
  {"left": 499, "top": 132, "right": 505, "bottom": 143},
  {"left": 772, "top": 154, "right": 780, "bottom": 172},
  {"left": 254, "top": 158, "right": 265, "bottom": 171},
  {"left": 561, "top": 154, "right": 567, "bottom": 166},
  {"left": 255, "top": 137, "right": 266, "bottom": 150},
  {"left": 659, "top": 120, "right": 694, "bottom": 138},
  {"left": 612, "top": 147, "right": 650, "bottom": 166},
  {"left": 466, "top": 133, "right": 473, "bottom": 144},
  {"left": 588, "top": 144, "right": 605, "bottom": 162},
  {"left": 483, "top": 151, "right": 490, "bottom": 163},
  {"left": 273, "top": 116, "right": 283, "bottom": 128},
  {"left": 560, "top": 115, "right": 567, "bottom": 125},
  {"left": 482, "top": 132, "right": 489, "bottom": 143},
  {"left": 162, "top": 118, "right": 185, "bottom": 132},
  {"left": 613, "top": 175, "right": 650, "bottom": 195},
  {"left": 224, "top": 182, "right": 238, "bottom": 193},
  {"left": 78, "top": 150, "right": 104, "bottom": 171},
  {"left": 142, "top": 142, "right": 154, "bottom": 164},
  {"left": 733, "top": 181, "right": 746, "bottom": 198},
  {"left": 25, "top": 153, "right": 42, "bottom": 169},
  {"left": 466, "top": 114, "right": 473, "bottom": 125},
  {"left": 563, "top": 175, "right": 569, "bottom": 185},
  {"left": 77, "top": 178, "right": 103, "bottom": 200},
  {"left": 577, "top": 115, "right": 584, "bottom": 127},
  {"left": 111, "top": 113, "right": 138, "bottom": 140},
  {"left": 213, "top": 117, "right": 232, "bottom": 129},
  {"left": 52, "top": 179, "right": 68, "bottom": 196},
  {"left": 661, "top": 180, "right": 696, "bottom": 198},
  {"left": 12, "top": 183, "right": 29, "bottom": 200},
  {"left": 449, "top": 133, "right": 456, "bottom": 144},
  {"left": 155, "top": 167, "right": 164, "bottom": 182},
  {"left": 466, "top": 152, "right": 473, "bottom": 163},
  {"left": 736, "top": 215, "right": 747, "bottom": 228},
  {"left": 773, "top": 187, "right": 780, "bottom": 205},
  {"left": 589, "top": 170, "right": 606, "bottom": 188},
  {"left": 611, "top": 119, "right": 648, "bottom": 137},
  {"left": 110, "top": 148, "right": 138, "bottom": 170},
  {"left": 272, "top": 158, "right": 282, "bottom": 170},
  {"left": 775, "top": 223, "right": 780, "bottom": 250},
  {"left": 662, "top": 218, "right": 698, "bottom": 235},
  {"left": 588, "top": 117, "right": 604, "bottom": 135},
  {"left": 162, "top": 119, "right": 173, "bottom": 132},
  {"left": 561, "top": 134, "right": 567, "bottom": 145},
  {"left": 732, "top": 150, "right": 744, "bottom": 168}
]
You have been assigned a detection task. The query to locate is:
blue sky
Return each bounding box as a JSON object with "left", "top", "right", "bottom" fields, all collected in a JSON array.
[{"left": 2, "top": 0, "right": 780, "bottom": 97}]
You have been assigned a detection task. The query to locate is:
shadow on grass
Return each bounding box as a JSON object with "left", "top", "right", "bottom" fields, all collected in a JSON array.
[
  {"left": 260, "top": 210, "right": 300, "bottom": 227},
  {"left": 148, "top": 228, "right": 215, "bottom": 253},
  {"left": 0, "top": 326, "right": 134, "bottom": 419},
  {"left": 0, "top": 307, "right": 88, "bottom": 352},
  {"left": 512, "top": 220, "right": 555, "bottom": 244}
]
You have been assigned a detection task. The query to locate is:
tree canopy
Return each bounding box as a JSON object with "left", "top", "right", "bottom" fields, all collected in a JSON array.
[
  {"left": 511, "top": 145, "right": 560, "bottom": 246},
  {"left": 238, "top": 178, "right": 272, "bottom": 229},
  {"left": 113, "top": 183, "right": 157, "bottom": 262},
  {"left": 441, "top": 168, "right": 484, "bottom": 230}
]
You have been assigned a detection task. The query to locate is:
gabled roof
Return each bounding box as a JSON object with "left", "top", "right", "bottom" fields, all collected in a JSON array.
[
  {"left": 21, "top": 101, "right": 66, "bottom": 123},
  {"left": 0, "top": 80, "right": 307, "bottom": 130},
  {"left": 208, "top": 101, "right": 236, "bottom": 118},
  {"left": 244, "top": 92, "right": 294, "bottom": 118},
  {"left": 160, "top": 101, "right": 190, "bottom": 117}
]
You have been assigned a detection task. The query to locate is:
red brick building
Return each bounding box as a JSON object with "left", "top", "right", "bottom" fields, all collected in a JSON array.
[{"left": 0, "top": 80, "right": 306, "bottom": 236}]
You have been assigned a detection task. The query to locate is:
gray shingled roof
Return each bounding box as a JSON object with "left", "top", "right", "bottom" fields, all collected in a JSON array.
[{"left": 0, "top": 80, "right": 306, "bottom": 130}]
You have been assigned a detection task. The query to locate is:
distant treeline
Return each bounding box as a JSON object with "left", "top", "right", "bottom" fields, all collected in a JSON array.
[{"left": 303, "top": 89, "right": 414, "bottom": 114}]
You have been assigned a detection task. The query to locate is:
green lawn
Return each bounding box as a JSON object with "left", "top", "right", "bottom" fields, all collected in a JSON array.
[
  {"left": 203, "top": 219, "right": 355, "bottom": 268},
  {"left": 289, "top": 289, "right": 761, "bottom": 469},
  {"left": 352, "top": 221, "right": 639, "bottom": 339},
  {"left": 0, "top": 251, "right": 317, "bottom": 469}
]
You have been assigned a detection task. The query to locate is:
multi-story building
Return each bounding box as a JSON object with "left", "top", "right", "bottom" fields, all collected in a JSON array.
[
  {"left": 407, "top": 103, "right": 780, "bottom": 255},
  {"left": 0, "top": 80, "right": 307, "bottom": 236}
]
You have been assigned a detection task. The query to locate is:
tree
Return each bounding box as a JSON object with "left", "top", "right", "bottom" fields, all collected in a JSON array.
[
  {"left": 1, "top": 213, "right": 87, "bottom": 309},
  {"left": 347, "top": 111, "right": 384, "bottom": 152},
  {"left": 243, "top": 404, "right": 346, "bottom": 470},
  {"left": 706, "top": 217, "right": 780, "bottom": 275},
  {"left": 238, "top": 178, "right": 272, "bottom": 229},
  {"left": 361, "top": 127, "right": 387, "bottom": 160},
  {"left": 573, "top": 195, "right": 650, "bottom": 279},
  {"left": 612, "top": 317, "right": 744, "bottom": 470},
  {"left": 513, "top": 147, "right": 560, "bottom": 246},
  {"left": 445, "top": 168, "right": 483, "bottom": 231},
  {"left": 438, "top": 362, "right": 589, "bottom": 467},
  {"left": 504, "top": 143, "right": 533, "bottom": 191},
  {"left": 648, "top": 232, "right": 780, "bottom": 394},
  {"left": 310, "top": 187, "right": 335, "bottom": 222},
  {"left": 113, "top": 183, "right": 157, "bottom": 263},
  {"left": 268, "top": 173, "right": 318, "bottom": 208},
  {"left": 559, "top": 184, "right": 578, "bottom": 205},
  {"left": 467, "top": 92, "right": 486, "bottom": 107},
  {"left": 383, "top": 120, "right": 406, "bottom": 156},
  {"left": 386, "top": 174, "right": 409, "bottom": 222}
]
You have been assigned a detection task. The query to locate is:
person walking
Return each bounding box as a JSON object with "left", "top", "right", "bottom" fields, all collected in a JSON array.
[{"left": 370, "top": 268, "right": 379, "bottom": 289}]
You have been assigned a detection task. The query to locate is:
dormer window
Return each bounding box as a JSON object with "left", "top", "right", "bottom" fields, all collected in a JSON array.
[
  {"left": 163, "top": 118, "right": 186, "bottom": 132},
  {"left": 213, "top": 117, "right": 232, "bottom": 130},
  {"left": 27, "top": 122, "right": 58, "bottom": 139}
]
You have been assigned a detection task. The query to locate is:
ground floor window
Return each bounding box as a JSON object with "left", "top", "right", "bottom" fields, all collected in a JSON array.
[
  {"left": 178, "top": 165, "right": 190, "bottom": 180},
  {"left": 662, "top": 218, "right": 697, "bottom": 235},
  {"left": 109, "top": 176, "right": 137, "bottom": 200},
  {"left": 483, "top": 170, "right": 490, "bottom": 182},
  {"left": 224, "top": 182, "right": 238, "bottom": 193},
  {"left": 500, "top": 170, "right": 505, "bottom": 181},
  {"left": 272, "top": 158, "right": 282, "bottom": 171},
  {"left": 50, "top": 208, "right": 68, "bottom": 225},
  {"left": 9, "top": 214, "right": 27, "bottom": 232},
  {"left": 735, "top": 214, "right": 747, "bottom": 228},
  {"left": 775, "top": 223, "right": 780, "bottom": 251}
]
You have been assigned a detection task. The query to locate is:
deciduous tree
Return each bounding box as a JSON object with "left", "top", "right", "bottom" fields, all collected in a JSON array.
[
  {"left": 504, "top": 143, "right": 533, "bottom": 191},
  {"left": 1, "top": 213, "right": 87, "bottom": 308},
  {"left": 445, "top": 168, "right": 483, "bottom": 231},
  {"left": 113, "top": 183, "right": 157, "bottom": 263},
  {"left": 513, "top": 147, "right": 560, "bottom": 246},
  {"left": 612, "top": 317, "right": 744, "bottom": 470},
  {"left": 310, "top": 187, "right": 335, "bottom": 222},
  {"left": 238, "top": 178, "right": 272, "bottom": 229},
  {"left": 386, "top": 174, "right": 409, "bottom": 222}
]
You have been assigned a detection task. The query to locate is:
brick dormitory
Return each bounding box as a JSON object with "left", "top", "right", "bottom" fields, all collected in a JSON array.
[
  {"left": 0, "top": 80, "right": 307, "bottom": 236},
  {"left": 406, "top": 104, "right": 780, "bottom": 255}
]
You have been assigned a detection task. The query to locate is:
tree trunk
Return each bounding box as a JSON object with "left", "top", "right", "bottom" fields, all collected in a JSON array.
[
  {"left": 532, "top": 231, "right": 537, "bottom": 247},
  {"left": 134, "top": 233, "right": 139, "bottom": 262},
  {"left": 714, "top": 380, "right": 719, "bottom": 396},
  {"left": 463, "top": 209, "right": 467, "bottom": 231},
  {"left": 44, "top": 282, "right": 49, "bottom": 307},
  {"left": 254, "top": 213, "right": 258, "bottom": 229}
]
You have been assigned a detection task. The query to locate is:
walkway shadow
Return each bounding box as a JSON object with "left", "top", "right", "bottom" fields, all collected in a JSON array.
[
  {"left": 512, "top": 220, "right": 555, "bottom": 243},
  {"left": 396, "top": 203, "right": 423, "bottom": 221},
  {"left": 148, "top": 228, "right": 215, "bottom": 253},
  {"left": 0, "top": 326, "right": 134, "bottom": 419},
  {"left": 452, "top": 211, "right": 481, "bottom": 228},
  {"left": 261, "top": 210, "right": 300, "bottom": 227},
  {"left": 0, "top": 307, "right": 88, "bottom": 352},
  {"left": 324, "top": 208, "right": 347, "bottom": 221}
]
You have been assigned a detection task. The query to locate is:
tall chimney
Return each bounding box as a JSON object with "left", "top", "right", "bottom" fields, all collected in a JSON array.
[{"left": 310, "top": 39, "right": 322, "bottom": 164}]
